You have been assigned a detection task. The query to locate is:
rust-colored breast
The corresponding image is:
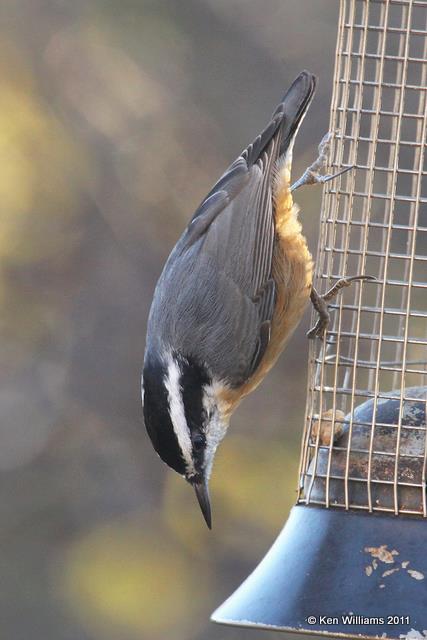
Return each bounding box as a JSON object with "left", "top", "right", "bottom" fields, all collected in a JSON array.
[{"left": 219, "top": 164, "right": 313, "bottom": 416}]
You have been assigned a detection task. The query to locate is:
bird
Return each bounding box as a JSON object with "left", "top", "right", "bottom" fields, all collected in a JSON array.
[{"left": 142, "top": 70, "right": 373, "bottom": 528}]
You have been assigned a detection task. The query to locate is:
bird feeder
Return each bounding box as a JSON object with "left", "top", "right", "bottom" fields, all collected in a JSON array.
[{"left": 212, "top": 1, "right": 427, "bottom": 638}]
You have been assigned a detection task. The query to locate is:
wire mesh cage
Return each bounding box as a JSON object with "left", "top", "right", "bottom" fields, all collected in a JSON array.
[
  {"left": 300, "top": 0, "right": 427, "bottom": 518},
  {"left": 213, "top": 1, "right": 427, "bottom": 638}
]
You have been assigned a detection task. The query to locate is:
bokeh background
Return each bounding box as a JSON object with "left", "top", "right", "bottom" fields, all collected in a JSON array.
[{"left": 1, "top": 1, "right": 339, "bottom": 638}]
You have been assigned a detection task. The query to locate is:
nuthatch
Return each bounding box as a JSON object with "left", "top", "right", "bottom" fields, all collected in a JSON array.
[{"left": 142, "top": 71, "right": 373, "bottom": 528}]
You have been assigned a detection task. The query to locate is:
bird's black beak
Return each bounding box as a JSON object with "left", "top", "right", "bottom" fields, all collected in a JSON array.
[{"left": 192, "top": 479, "right": 212, "bottom": 529}]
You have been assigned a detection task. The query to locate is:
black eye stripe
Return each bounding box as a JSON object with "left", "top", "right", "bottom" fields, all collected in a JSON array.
[
  {"left": 143, "top": 354, "right": 211, "bottom": 474},
  {"left": 179, "top": 356, "right": 211, "bottom": 436},
  {"left": 192, "top": 433, "right": 205, "bottom": 450}
]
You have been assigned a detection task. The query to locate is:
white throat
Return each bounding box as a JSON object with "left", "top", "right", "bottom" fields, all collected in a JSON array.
[{"left": 202, "top": 381, "right": 229, "bottom": 481}]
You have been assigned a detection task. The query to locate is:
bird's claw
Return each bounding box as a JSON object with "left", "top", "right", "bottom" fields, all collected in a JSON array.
[
  {"left": 307, "top": 275, "right": 377, "bottom": 339},
  {"left": 307, "top": 318, "right": 328, "bottom": 340},
  {"left": 291, "top": 131, "right": 353, "bottom": 192}
]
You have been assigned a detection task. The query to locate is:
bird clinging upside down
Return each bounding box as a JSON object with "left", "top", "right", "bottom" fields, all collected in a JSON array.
[{"left": 142, "top": 71, "right": 373, "bottom": 528}]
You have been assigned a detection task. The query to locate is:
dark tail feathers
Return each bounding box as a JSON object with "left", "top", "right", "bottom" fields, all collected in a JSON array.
[{"left": 274, "top": 70, "right": 317, "bottom": 156}]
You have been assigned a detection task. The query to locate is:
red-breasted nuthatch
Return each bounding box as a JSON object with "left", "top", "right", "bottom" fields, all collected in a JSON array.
[{"left": 142, "top": 71, "right": 373, "bottom": 528}]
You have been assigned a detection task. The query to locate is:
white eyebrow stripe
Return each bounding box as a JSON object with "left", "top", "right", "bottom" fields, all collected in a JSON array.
[{"left": 164, "top": 355, "right": 194, "bottom": 473}]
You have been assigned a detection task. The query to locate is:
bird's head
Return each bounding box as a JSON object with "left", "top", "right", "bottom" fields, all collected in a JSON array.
[{"left": 142, "top": 350, "right": 229, "bottom": 528}]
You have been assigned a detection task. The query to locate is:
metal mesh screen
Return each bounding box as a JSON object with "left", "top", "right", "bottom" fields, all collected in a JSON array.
[{"left": 298, "top": 0, "right": 427, "bottom": 516}]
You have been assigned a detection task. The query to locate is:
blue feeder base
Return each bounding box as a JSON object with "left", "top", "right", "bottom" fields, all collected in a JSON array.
[{"left": 211, "top": 505, "right": 427, "bottom": 639}]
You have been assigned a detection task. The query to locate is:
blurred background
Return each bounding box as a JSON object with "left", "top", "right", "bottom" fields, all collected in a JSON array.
[{"left": 1, "top": 1, "right": 339, "bottom": 638}]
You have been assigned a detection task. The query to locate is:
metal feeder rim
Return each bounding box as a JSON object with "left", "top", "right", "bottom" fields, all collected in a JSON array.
[{"left": 211, "top": 504, "right": 427, "bottom": 640}]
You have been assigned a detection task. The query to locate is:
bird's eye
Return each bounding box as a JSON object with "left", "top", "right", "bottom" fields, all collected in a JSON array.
[{"left": 192, "top": 434, "right": 205, "bottom": 451}]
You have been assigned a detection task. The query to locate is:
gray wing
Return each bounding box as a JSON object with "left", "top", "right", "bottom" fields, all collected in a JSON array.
[
  {"left": 148, "top": 135, "right": 278, "bottom": 387},
  {"left": 147, "top": 72, "right": 316, "bottom": 387}
]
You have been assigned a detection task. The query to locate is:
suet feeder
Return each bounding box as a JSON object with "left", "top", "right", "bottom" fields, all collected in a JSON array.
[{"left": 212, "top": 1, "right": 427, "bottom": 638}]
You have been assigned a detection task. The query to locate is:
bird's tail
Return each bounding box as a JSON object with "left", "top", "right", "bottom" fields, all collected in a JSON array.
[{"left": 274, "top": 70, "right": 317, "bottom": 157}]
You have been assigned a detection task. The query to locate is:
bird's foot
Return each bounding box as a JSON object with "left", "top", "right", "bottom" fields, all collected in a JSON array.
[
  {"left": 290, "top": 132, "right": 352, "bottom": 192},
  {"left": 307, "top": 275, "right": 377, "bottom": 339}
]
